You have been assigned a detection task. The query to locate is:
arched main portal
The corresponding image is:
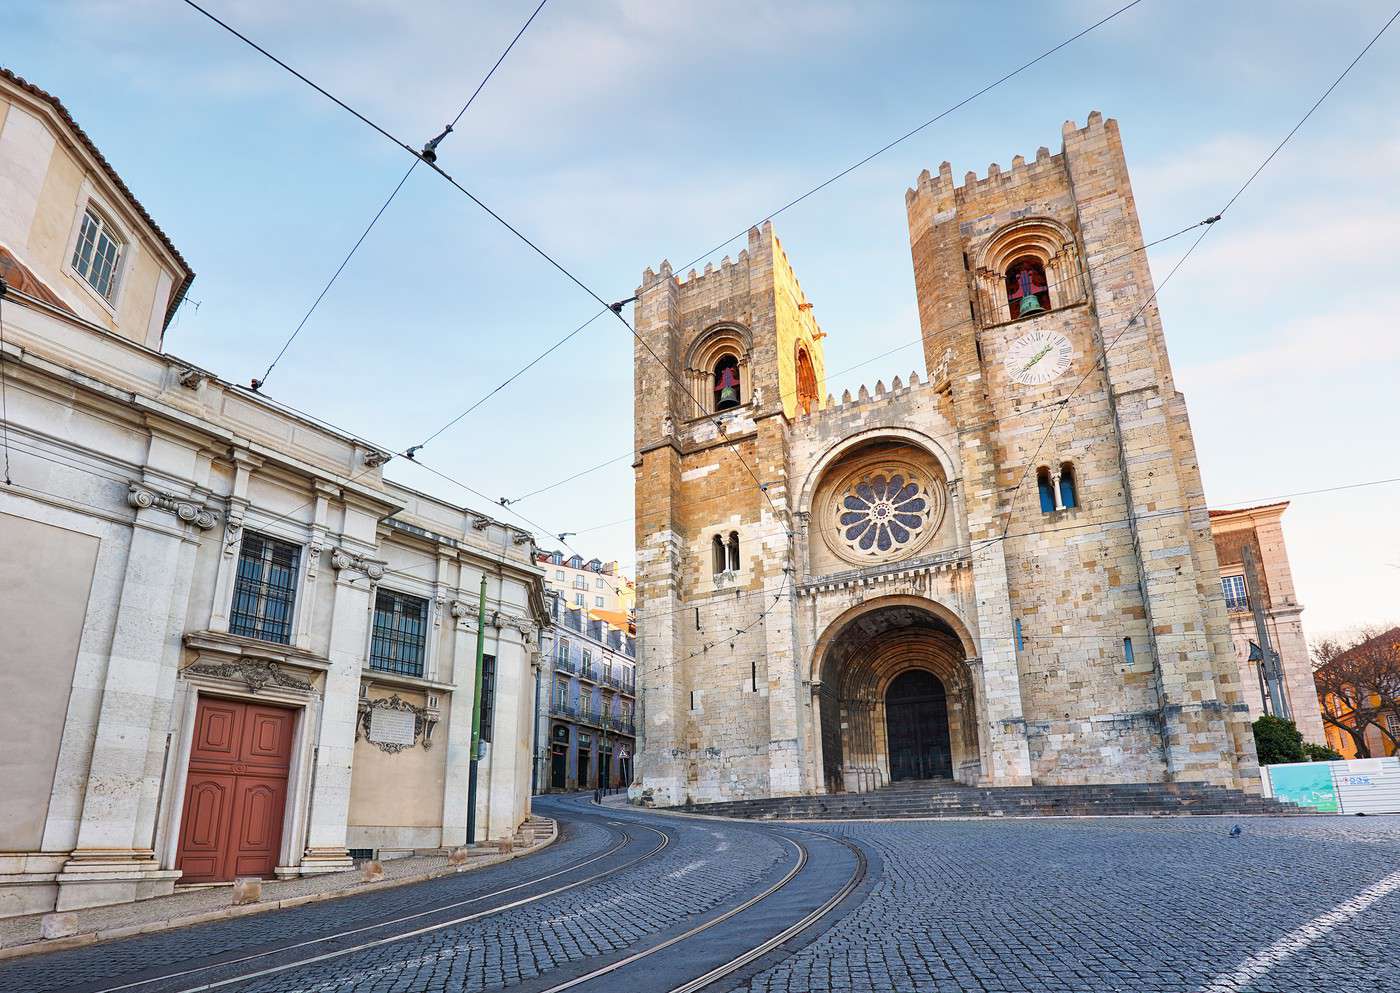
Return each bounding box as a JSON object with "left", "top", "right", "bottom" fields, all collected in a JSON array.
[{"left": 814, "top": 599, "right": 979, "bottom": 793}]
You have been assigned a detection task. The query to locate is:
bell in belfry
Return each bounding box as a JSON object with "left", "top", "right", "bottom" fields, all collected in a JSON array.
[
  {"left": 715, "top": 364, "right": 741, "bottom": 409},
  {"left": 1012, "top": 264, "right": 1047, "bottom": 317}
]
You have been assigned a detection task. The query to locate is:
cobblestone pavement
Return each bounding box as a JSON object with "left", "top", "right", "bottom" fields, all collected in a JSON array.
[
  {"left": 0, "top": 815, "right": 618, "bottom": 993},
  {"left": 7, "top": 805, "right": 1399, "bottom": 993},
  {"left": 734, "top": 815, "right": 1400, "bottom": 993}
]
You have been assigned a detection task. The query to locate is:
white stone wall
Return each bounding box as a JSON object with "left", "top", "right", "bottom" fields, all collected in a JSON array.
[{"left": 0, "top": 285, "right": 545, "bottom": 917}]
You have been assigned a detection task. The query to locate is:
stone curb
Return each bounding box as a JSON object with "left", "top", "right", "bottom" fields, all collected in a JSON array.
[
  {"left": 0, "top": 818, "right": 557, "bottom": 962},
  {"left": 611, "top": 798, "right": 1326, "bottom": 825}
]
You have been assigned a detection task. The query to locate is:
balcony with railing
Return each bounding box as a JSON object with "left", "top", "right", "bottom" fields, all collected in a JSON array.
[
  {"left": 549, "top": 699, "right": 578, "bottom": 720},
  {"left": 603, "top": 670, "right": 636, "bottom": 695},
  {"left": 554, "top": 652, "right": 577, "bottom": 675}
]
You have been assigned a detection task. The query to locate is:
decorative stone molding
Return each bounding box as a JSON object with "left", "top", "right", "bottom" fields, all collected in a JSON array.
[
  {"left": 306, "top": 538, "right": 325, "bottom": 581},
  {"left": 176, "top": 367, "right": 205, "bottom": 389},
  {"left": 511, "top": 530, "right": 534, "bottom": 546},
  {"left": 356, "top": 693, "right": 438, "bottom": 753},
  {"left": 450, "top": 599, "right": 472, "bottom": 620},
  {"left": 469, "top": 514, "right": 493, "bottom": 531},
  {"left": 182, "top": 659, "right": 315, "bottom": 695},
  {"left": 222, "top": 514, "right": 244, "bottom": 557},
  {"left": 362, "top": 451, "right": 393, "bottom": 468},
  {"left": 489, "top": 610, "right": 536, "bottom": 640},
  {"left": 330, "top": 547, "right": 385, "bottom": 580},
  {"left": 127, "top": 483, "right": 218, "bottom": 530}
]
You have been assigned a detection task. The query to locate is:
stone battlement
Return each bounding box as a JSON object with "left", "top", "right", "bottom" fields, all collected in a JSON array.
[
  {"left": 798, "top": 369, "right": 933, "bottom": 420},
  {"left": 905, "top": 110, "right": 1113, "bottom": 209}
]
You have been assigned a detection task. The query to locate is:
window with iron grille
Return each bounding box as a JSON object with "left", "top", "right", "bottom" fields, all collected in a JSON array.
[
  {"left": 1221, "top": 574, "right": 1249, "bottom": 612},
  {"left": 370, "top": 589, "right": 429, "bottom": 676},
  {"left": 229, "top": 531, "right": 301, "bottom": 644},
  {"left": 1387, "top": 713, "right": 1400, "bottom": 739},
  {"left": 480, "top": 654, "right": 496, "bottom": 742},
  {"left": 71, "top": 208, "right": 124, "bottom": 301}
]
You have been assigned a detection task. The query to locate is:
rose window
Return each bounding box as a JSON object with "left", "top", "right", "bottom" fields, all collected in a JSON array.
[{"left": 839, "top": 474, "right": 928, "bottom": 553}]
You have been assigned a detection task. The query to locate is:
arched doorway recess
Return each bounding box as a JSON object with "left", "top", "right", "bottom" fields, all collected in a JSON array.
[{"left": 814, "top": 598, "right": 979, "bottom": 793}]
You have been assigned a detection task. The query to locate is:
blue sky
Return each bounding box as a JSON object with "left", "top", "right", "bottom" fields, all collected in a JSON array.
[{"left": 8, "top": 1, "right": 1398, "bottom": 638}]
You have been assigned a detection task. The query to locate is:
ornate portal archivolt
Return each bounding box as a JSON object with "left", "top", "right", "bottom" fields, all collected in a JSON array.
[{"left": 813, "top": 600, "right": 980, "bottom": 793}]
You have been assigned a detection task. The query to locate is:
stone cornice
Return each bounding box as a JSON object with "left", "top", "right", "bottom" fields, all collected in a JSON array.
[{"left": 797, "top": 548, "right": 972, "bottom": 597}]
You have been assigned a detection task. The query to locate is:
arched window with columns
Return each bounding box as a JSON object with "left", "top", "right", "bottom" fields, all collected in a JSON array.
[
  {"left": 1036, "top": 467, "right": 1056, "bottom": 514},
  {"left": 1058, "top": 462, "right": 1078, "bottom": 509},
  {"left": 973, "top": 217, "right": 1085, "bottom": 326},
  {"left": 684, "top": 324, "right": 753, "bottom": 418}
]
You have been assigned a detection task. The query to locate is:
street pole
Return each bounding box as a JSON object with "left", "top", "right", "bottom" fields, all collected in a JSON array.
[
  {"left": 1241, "top": 545, "right": 1289, "bottom": 720},
  {"left": 465, "top": 574, "right": 488, "bottom": 845}
]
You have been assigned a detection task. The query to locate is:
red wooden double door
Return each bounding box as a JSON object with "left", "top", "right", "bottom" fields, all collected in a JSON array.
[{"left": 176, "top": 698, "right": 296, "bottom": 883}]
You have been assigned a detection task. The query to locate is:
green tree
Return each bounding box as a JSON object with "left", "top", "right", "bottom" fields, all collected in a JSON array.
[
  {"left": 1303, "top": 742, "right": 1343, "bottom": 762},
  {"left": 1253, "top": 715, "right": 1306, "bottom": 765}
]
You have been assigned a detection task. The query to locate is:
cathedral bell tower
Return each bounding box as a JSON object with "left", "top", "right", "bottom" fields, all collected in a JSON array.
[
  {"left": 903, "top": 113, "right": 1257, "bottom": 787},
  {"left": 631, "top": 223, "right": 827, "bottom": 806}
]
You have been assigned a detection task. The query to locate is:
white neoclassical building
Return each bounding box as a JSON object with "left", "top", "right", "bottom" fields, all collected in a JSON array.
[{"left": 0, "top": 67, "right": 546, "bottom": 917}]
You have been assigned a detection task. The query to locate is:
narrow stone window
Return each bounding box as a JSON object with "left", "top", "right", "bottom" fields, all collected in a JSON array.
[
  {"left": 713, "top": 354, "right": 741, "bottom": 411},
  {"left": 727, "top": 531, "right": 740, "bottom": 572},
  {"left": 1036, "top": 467, "right": 1056, "bottom": 514},
  {"left": 1123, "top": 637, "right": 1135, "bottom": 667},
  {"left": 1014, "top": 618, "right": 1024, "bottom": 653},
  {"left": 1059, "top": 462, "right": 1078, "bottom": 509},
  {"left": 795, "top": 345, "right": 818, "bottom": 415},
  {"left": 1005, "top": 256, "right": 1050, "bottom": 319},
  {"left": 712, "top": 534, "right": 727, "bottom": 575}
]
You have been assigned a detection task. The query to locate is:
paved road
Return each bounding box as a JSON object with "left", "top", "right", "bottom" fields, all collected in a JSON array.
[{"left": 3, "top": 799, "right": 1398, "bottom": 993}]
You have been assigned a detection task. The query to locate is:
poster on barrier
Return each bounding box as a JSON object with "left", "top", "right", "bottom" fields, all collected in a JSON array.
[{"left": 1267, "top": 763, "right": 1339, "bottom": 812}]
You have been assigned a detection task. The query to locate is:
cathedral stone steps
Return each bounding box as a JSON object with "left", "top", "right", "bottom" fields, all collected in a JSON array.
[{"left": 675, "top": 781, "right": 1306, "bottom": 821}]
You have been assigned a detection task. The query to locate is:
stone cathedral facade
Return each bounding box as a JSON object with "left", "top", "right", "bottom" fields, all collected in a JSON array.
[{"left": 631, "top": 112, "right": 1260, "bottom": 806}]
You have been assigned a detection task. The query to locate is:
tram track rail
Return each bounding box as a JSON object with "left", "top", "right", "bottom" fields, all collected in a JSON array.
[
  {"left": 535, "top": 819, "right": 868, "bottom": 993},
  {"left": 85, "top": 818, "right": 669, "bottom": 993},
  {"left": 76, "top": 797, "right": 869, "bottom": 993}
]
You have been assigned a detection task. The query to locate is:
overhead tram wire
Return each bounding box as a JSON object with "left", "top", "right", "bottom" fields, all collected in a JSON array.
[
  {"left": 181, "top": 0, "right": 779, "bottom": 510},
  {"left": 998, "top": 5, "right": 1400, "bottom": 538},
  {"left": 499, "top": 216, "right": 1209, "bottom": 507},
  {"left": 404, "top": 0, "right": 1149, "bottom": 451},
  {"left": 245, "top": 0, "right": 552, "bottom": 390},
  {"left": 5, "top": 434, "right": 1397, "bottom": 629}
]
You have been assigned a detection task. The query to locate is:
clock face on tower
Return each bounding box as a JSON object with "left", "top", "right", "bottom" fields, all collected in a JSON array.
[{"left": 1005, "top": 329, "right": 1073, "bottom": 387}]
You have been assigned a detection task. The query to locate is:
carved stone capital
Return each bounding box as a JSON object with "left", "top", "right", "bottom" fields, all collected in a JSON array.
[
  {"left": 450, "top": 599, "right": 471, "bottom": 620},
  {"left": 330, "top": 547, "right": 385, "bottom": 580},
  {"left": 127, "top": 483, "right": 218, "bottom": 530}
]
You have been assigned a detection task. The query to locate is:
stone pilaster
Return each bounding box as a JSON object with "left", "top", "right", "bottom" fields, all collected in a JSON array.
[
  {"left": 301, "top": 547, "right": 381, "bottom": 873},
  {"left": 439, "top": 599, "right": 477, "bottom": 847},
  {"left": 56, "top": 481, "right": 215, "bottom": 909}
]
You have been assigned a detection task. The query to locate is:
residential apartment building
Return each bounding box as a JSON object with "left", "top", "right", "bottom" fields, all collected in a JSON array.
[
  {"left": 535, "top": 590, "right": 637, "bottom": 792},
  {"left": 1314, "top": 626, "right": 1400, "bottom": 759},
  {"left": 537, "top": 550, "right": 635, "bottom": 629},
  {"left": 0, "top": 68, "right": 545, "bottom": 917},
  {"left": 1209, "top": 502, "right": 1325, "bottom": 744}
]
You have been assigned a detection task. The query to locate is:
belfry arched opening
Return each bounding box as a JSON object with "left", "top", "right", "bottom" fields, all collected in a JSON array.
[{"left": 815, "top": 600, "right": 979, "bottom": 793}]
